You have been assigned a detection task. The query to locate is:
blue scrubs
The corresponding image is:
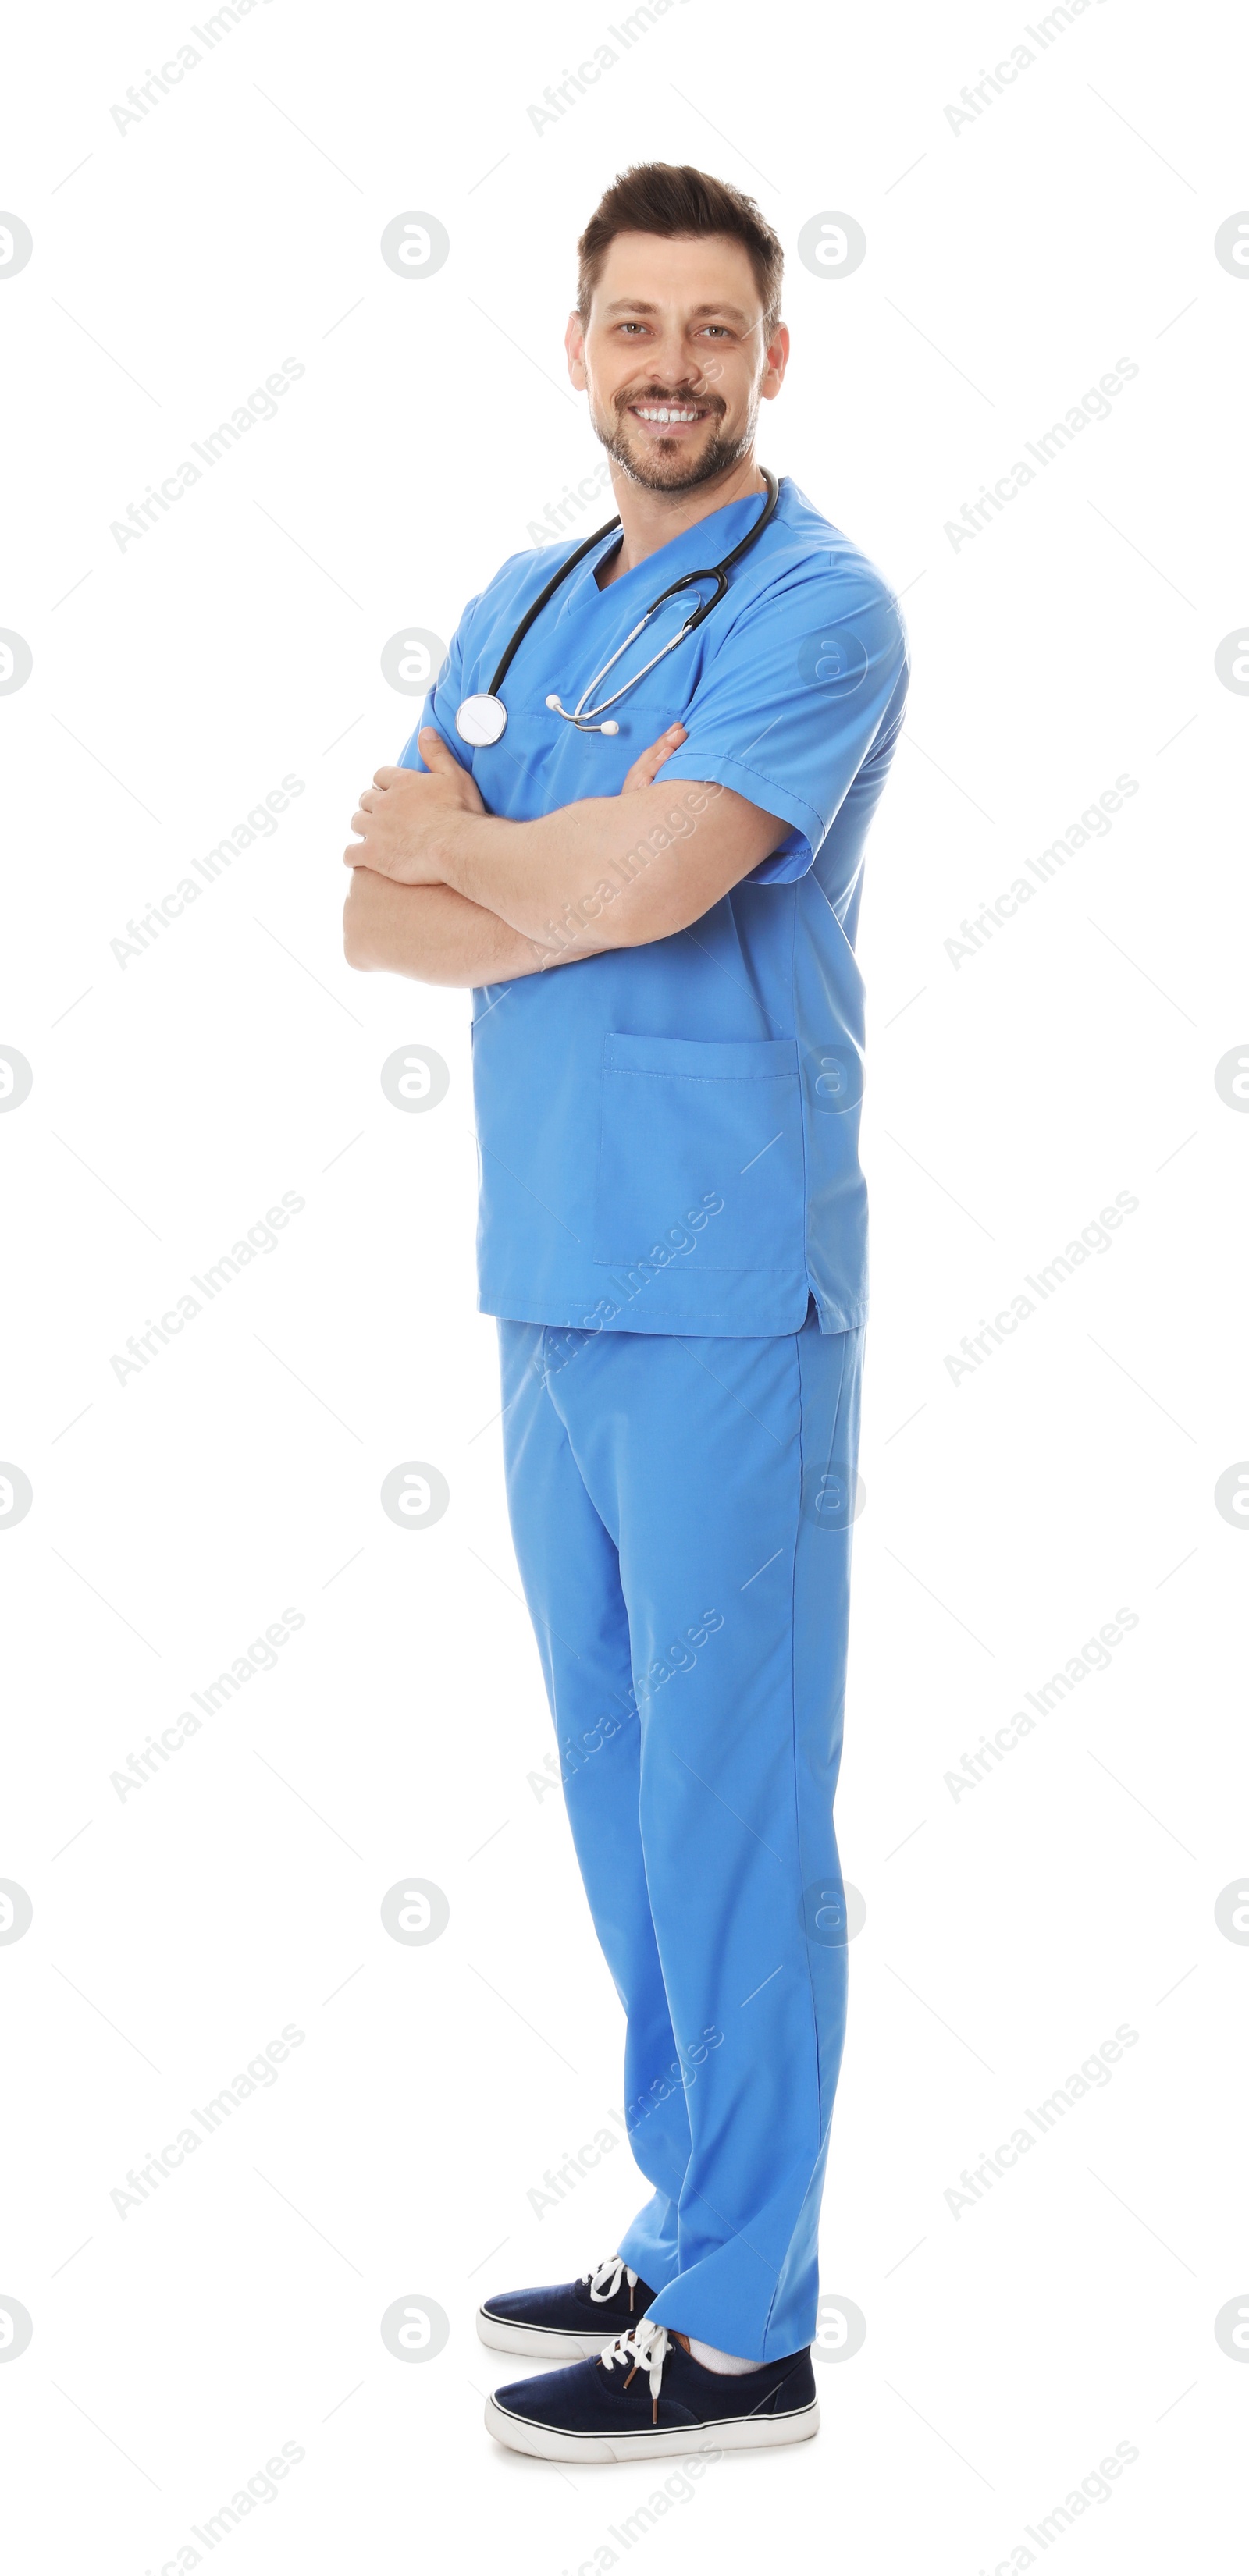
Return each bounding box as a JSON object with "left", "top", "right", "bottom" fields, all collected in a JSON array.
[
  {"left": 400, "top": 477, "right": 907, "bottom": 2358},
  {"left": 498, "top": 1307, "right": 863, "bottom": 2361}
]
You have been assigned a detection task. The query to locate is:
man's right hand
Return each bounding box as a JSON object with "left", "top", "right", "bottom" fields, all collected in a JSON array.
[{"left": 345, "top": 729, "right": 487, "bottom": 885}]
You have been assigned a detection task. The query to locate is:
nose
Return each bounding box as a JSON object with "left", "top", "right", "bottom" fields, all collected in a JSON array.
[{"left": 640, "top": 331, "right": 712, "bottom": 398}]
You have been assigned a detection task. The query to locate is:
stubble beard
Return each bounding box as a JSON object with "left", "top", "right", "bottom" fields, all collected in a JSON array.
[{"left": 592, "top": 399, "right": 756, "bottom": 496}]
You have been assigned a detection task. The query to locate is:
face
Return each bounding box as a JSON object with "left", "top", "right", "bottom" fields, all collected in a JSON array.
[{"left": 566, "top": 231, "right": 788, "bottom": 494}]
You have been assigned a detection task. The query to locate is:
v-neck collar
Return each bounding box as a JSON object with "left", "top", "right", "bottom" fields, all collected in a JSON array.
[{"left": 568, "top": 479, "right": 783, "bottom": 616}]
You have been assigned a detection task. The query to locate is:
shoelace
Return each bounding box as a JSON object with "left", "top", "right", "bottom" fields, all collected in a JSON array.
[
  {"left": 600, "top": 2317, "right": 672, "bottom": 2422},
  {"left": 579, "top": 2254, "right": 640, "bottom": 2309}
]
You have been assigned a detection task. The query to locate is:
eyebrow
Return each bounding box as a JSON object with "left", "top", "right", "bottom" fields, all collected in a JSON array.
[{"left": 600, "top": 298, "right": 755, "bottom": 327}]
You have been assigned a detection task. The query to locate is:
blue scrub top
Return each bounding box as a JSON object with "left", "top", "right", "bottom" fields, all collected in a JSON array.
[{"left": 399, "top": 475, "right": 909, "bottom": 1337}]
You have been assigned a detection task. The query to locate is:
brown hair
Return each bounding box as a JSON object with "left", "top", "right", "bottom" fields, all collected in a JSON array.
[{"left": 576, "top": 162, "right": 783, "bottom": 336}]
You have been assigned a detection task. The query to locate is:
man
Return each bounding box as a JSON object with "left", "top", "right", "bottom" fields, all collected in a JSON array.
[{"left": 343, "top": 162, "right": 908, "bottom": 2462}]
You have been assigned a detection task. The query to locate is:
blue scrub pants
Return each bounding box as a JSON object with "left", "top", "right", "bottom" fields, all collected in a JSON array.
[{"left": 497, "top": 1302, "right": 863, "bottom": 2362}]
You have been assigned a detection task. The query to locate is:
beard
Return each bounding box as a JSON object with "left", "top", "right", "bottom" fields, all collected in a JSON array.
[{"left": 592, "top": 394, "right": 756, "bottom": 494}]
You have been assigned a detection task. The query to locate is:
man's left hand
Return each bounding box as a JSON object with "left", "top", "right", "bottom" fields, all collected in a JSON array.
[{"left": 345, "top": 727, "right": 485, "bottom": 883}]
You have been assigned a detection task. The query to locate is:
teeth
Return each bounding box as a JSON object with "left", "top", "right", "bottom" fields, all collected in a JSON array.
[{"left": 635, "top": 406, "right": 699, "bottom": 424}]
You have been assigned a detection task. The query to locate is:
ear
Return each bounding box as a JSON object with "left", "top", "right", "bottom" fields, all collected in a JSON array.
[{"left": 565, "top": 308, "right": 589, "bottom": 392}]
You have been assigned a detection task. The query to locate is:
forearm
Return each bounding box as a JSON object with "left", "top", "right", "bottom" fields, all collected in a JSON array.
[
  {"left": 343, "top": 872, "right": 555, "bottom": 986},
  {"left": 434, "top": 780, "right": 731, "bottom": 955},
  {"left": 346, "top": 734, "right": 785, "bottom": 958}
]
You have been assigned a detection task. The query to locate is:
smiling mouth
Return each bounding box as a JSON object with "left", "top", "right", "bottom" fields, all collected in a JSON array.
[{"left": 626, "top": 400, "right": 712, "bottom": 434}]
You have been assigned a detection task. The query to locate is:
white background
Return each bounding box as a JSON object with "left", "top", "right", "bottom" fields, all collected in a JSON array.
[{"left": 2, "top": 1, "right": 1247, "bottom": 2568}]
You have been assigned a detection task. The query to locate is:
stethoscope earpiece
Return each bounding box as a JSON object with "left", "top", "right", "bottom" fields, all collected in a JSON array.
[{"left": 546, "top": 694, "right": 618, "bottom": 735}]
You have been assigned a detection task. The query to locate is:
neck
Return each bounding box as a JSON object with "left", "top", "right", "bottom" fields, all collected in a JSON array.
[{"left": 597, "top": 452, "right": 766, "bottom": 587}]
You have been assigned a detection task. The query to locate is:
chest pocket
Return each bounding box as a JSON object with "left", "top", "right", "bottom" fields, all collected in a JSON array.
[{"left": 593, "top": 1032, "right": 806, "bottom": 1274}]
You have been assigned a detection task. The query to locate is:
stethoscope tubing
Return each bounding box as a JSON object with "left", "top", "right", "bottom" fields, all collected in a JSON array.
[
  {"left": 556, "top": 581, "right": 718, "bottom": 727},
  {"left": 486, "top": 510, "right": 623, "bottom": 702},
  {"left": 486, "top": 467, "right": 781, "bottom": 730}
]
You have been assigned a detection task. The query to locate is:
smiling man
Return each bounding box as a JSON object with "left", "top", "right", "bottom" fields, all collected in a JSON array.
[{"left": 343, "top": 162, "right": 909, "bottom": 2464}]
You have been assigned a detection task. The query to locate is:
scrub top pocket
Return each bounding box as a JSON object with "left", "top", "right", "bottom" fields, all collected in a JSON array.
[{"left": 594, "top": 1032, "right": 806, "bottom": 1274}]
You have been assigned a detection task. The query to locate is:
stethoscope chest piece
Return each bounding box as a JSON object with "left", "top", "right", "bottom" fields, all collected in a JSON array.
[{"left": 455, "top": 691, "right": 508, "bottom": 748}]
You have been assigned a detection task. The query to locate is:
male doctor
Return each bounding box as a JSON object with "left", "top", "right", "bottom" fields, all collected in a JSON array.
[{"left": 343, "top": 162, "right": 908, "bottom": 2463}]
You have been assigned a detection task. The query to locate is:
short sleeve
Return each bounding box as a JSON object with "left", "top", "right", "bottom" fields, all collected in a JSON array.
[
  {"left": 657, "top": 568, "right": 909, "bottom": 883},
  {"left": 396, "top": 595, "right": 483, "bottom": 773}
]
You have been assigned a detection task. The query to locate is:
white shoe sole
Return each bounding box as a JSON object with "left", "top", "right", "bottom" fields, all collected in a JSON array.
[
  {"left": 484, "top": 2393, "right": 820, "bottom": 2461},
  {"left": 476, "top": 2309, "right": 620, "bottom": 2361}
]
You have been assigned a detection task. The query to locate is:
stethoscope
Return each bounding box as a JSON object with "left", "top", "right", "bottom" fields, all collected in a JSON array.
[{"left": 455, "top": 468, "right": 781, "bottom": 748}]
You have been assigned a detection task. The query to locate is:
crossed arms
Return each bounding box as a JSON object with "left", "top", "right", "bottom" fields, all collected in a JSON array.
[{"left": 341, "top": 723, "right": 788, "bottom": 986}]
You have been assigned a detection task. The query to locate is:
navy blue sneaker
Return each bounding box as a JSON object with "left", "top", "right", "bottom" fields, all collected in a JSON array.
[
  {"left": 485, "top": 2318, "right": 819, "bottom": 2460},
  {"left": 477, "top": 2254, "right": 656, "bottom": 2361}
]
